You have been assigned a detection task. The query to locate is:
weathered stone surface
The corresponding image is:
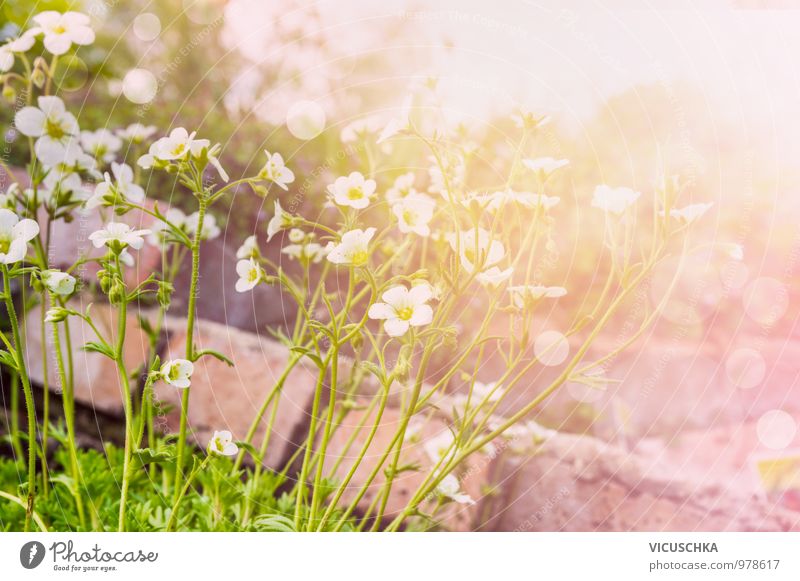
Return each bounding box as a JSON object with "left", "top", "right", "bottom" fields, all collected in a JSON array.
[
  {"left": 320, "top": 405, "right": 495, "bottom": 530},
  {"left": 154, "top": 316, "right": 318, "bottom": 468},
  {"left": 24, "top": 302, "right": 152, "bottom": 415},
  {"left": 171, "top": 236, "right": 294, "bottom": 334},
  {"left": 477, "top": 432, "right": 800, "bottom": 531}
]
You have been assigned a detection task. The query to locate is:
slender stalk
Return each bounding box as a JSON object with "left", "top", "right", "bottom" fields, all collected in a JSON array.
[
  {"left": 174, "top": 196, "right": 207, "bottom": 500},
  {"left": 113, "top": 255, "right": 135, "bottom": 532},
  {"left": 2, "top": 264, "right": 37, "bottom": 532},
  {"left": 166, "top": 455, "right": 210, "bottom": 532},
  {"left": 38, "top": 291, "right": 50, "bottom": 497},
  {"left": 49, "top": 294, "right": 86, "bottom": 529}
]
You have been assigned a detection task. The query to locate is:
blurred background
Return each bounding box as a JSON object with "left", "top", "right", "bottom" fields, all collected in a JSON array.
[{"left": 2, "top": 0, "right": 800, "bottom": 519}]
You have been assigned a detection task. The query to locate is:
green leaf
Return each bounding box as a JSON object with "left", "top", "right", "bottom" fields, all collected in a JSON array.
[
  {"left": 252, "top": 514, "right": 297, "bottom": 532},
  {"left": 0, "top": 350, "right": 19, "bottom": 372},
  {"left": 132, "top": 448, "right": 175, "bottom": 469},
  {"left": 193, "top": 348, "right": 234, "bottom": 367},
  {"left": 82, "top": 341, "right": 115, "bottom": 359},
  {"left": 289, "top": 347, "right": 323, "bottom": 369}
]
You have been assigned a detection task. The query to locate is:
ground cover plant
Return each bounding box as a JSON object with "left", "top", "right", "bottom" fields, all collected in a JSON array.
[{"left": 0, "top": 9, "right": 731, "bottom": 532}]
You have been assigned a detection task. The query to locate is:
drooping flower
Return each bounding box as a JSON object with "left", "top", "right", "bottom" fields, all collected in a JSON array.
[
  {"left": 40, "top": 269, "right": 76, "bottom": 296},
  {"left": 235, "top": 258, "right": 264, "bottom": 292},
  {"left": 386, "top": 172, "right": 418, "bottom": 204},
  {"left": 476, "top": 266, "right": 514, "bottom": 288},
  {"left": 0, "top": 209, "right": 40, "bottom": 264},
  {"left": 236, "top": 235, "right": 260, "bottom": 259},
  {"left": 591, "top": 185, "right": 641, "bottom": 215},
  {"left": 160, "top": 359, "right": 194, "bottom": 389},
  {"left": 423, "top": 430, "right": 457, "bottom": 463},
  {"left": 15, "top": 96, "right": 80, "bottom": 166},
  {"left": 508, "top": 284, "right": 567, "bottom": 309},
  {"left": 446, "top": 228, "right": 506, "bottom": 274},
  {"left": 259, "top": 150, "right": 295, "bottom": 190},
  {"left": 436, "top": 474, "right": 475, "bottom": 505},
  {"left": 85, "top": 162, "right": 144, "bottom": 209},
  {"left": 266, "top": 199, "right": 292, "bottom": 241},
  {"left": 328, "top": 172, "right": 376, "bottom": 210},
  {"left": 377, "top": 94, "right": 413, "bottom": 144},
  {"left": 116, "top": 123, "right": 157, "bottom": 144},
  {"left": 326, "top": 228, "right": 376, "bottom": 267},
  {"left": 662, "top": 202, "right": 713, "bottom": 224},
  {"left": 523, "top": 157, "right": 569, "bottom": 182},
  {"left": 88, "top": 222, "right": 151, "bottom": 251},
  {"left": 392, "top": 193, "right": 436, "bottom": 237},
  {"left": 340, "top": 115, "right": 383, "bottom": 143},
  {"left": 0, "top": 34, "right": 36, "bottom": 72},
  {"left": 137, "top": 127, "right": 208, "bottom": 168},
  {"left": 368, "top": 283, "right": 434, "bottom": 337},
  {"left": 281, "top": 241, "right": 326, "bottom": 264},
  {"left": 27, "top": 11, "right": 95, "bottom": 55},
  {"left": 186, "top": 212, "right": 221, "bottom": 241},
  {"left": 208, "top": 430, "right": 238, "bottom": 456},
  {"left": 80, "top": 129, "right": 122, "bottom": 164}
]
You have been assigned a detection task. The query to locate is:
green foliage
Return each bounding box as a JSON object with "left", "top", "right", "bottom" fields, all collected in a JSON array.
[{"left": 0, "top": 435, "right": 349, "bottom": 532}]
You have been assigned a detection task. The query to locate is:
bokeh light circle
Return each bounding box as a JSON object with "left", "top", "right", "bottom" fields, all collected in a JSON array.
[
  {"left": 742, "top": 277, "right": 788, "bottom": 325},
  {"left": 534, "top": 331, "right": 569, "bottom": 367},
  {"left": 725, "top": 347, "right": 766, "bottom": 389},
  {"left": 286, "top": 101, "right": 327, "bottom": 140},
  {"left": 757, "top": 410, "right": 797, "bottom": 450},
  {"left": 122, "top": 69, "right": 158, "bottom": 104},
  {"left": 133, "top": 13, "right": 162, "bottom": 41}
]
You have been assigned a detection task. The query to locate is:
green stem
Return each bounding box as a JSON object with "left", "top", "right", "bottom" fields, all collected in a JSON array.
[
  {"left": 113, "top": 255, "right": 134, "bottom": 532},
  {"left": 174, "top": 197, "right": 206, "bottom": 501},
  {"left": 166, "top": 455, "right": 210, "bottom": 531},
  {"left": 49, "top": 293, "right": 86, "bottom": 529},
  {"left": 2, "top": 264, "right": 37, "bottom": 532}
]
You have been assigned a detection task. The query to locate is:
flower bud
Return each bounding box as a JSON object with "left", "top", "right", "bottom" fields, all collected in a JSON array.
[
  {"left": 44, "top": 307, "right": 70, "bottom": 323},
  {"left": 157, "top": 280, "right": 174, "bottom": 308},
  {"left": 108, "top": 278, "right": 126, "bottom": 305},
  {"left": 31, "top": 68, "right": 46, "bottom": 89},
  {"left": 2, "top": 85, "right": 16, "bottom": 104}
]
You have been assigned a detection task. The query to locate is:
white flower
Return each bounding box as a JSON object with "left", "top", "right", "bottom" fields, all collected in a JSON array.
[
  {"left": 236, "top": 235, "right": 259, "bottom": 259},
  {"left": 15, "top": 96, "right": 80, "bottom": 166},
  {"left": 235, "top": 258, "right": 264, "bottom": 292},
  {"left": 137, "top": 127, "right": 207, "bottom": 168},
  {"left": 27, "top": 11, "right": 95, "bottom": 56},
  {"left": 0, "top": 34, "right": 35, "bottom": 72},
  {"left": 340, "top": 115, "right": 383, "bottom": 143},
  {"left": 476, "top": 266, "right": 514, "bottom": 288},
  {"left": 326, "top": 228, "right": 376, "bottom": 267},
  {"left": 508, "top": 284, "right": 567, "bottom": 309},
  {"left": 0, "top": 209, "right": 39, "bottom": 264},
  {"left": 80, "top": 129, "right": 122, "bottom": 163},
  {"left": 522, "top": 157, "right": 569, "bottom": 181},
  {"left": 386, "top": 172, "right": 417, "bottom": 204},
  {"left": 260, "top": 151, "right": 294, "bottom": 190},
  {"left": 436, "top": 474, "right": 475, "bottom": 505},
  {"left": 663, "top": 202, "right": 713, "bottom": 224},
  {"left": 116, "top": 123, "right": 157, "bottom": 144},
  {"left": 160, "top": 359, "right": 194, "bottom": 389},
  {"left": 40, "top": 270, "right": 76, "bottom": 296},
  {"left": 209, "top": 430, "right": 238, "bottom": 456},
  {"left": 392, "top": 193, "right": 435, "bottom": 237},
  {"left": 288, "top": 228, "right": 305, "bottom": 243},
  {"left": 491, "top": 418, "right": 555, "bottom": 450},
  {"left": 446, "top": 228, "right": 506, "bottom": 274},
  {"left": 368, "top": 283, "right": 434, "bottom": 337},
  {"left": 424, "top": 430, "right": 456, "bottom": 463},
  {"left": 88, "top": 222, "right": 151, "bottom": 251},
  {"left": 146, "top": 208, "right": 187, "bottom": 247},
  {"left": 591, "top": 185, "right": 641, "bottom": 215},
  {"left": 377, "top": 95, "right": 413, "bottom": 144},
  {"left": 267, "top": 199, "right": 293, "bottom": 241},
  {"left": 281, "top": 242, "right": 326, "bottom": 264},
  {"left": 328, "top": 172, "right": 376, "bottom": 210},
  {"left": 496, "top": 190, "right": 560, "bottom": 212},
  {"left": 186, "top": 212, "right": 220, "bottom": 241},
  {"left": 86, "top": 162, "right": 144, "bottom": 209}
]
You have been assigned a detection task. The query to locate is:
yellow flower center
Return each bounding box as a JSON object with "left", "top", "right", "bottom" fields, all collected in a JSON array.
[
  {"left": 171, "top": 143, "right": 186, "bottom": 156},
  {"left": 53, "top": 25, "right": 67, "bottom": 34},
  {"left": 46, "top": 118, "right": 65, "bottom": 140},
  {"left": 350, "top": 249, "right": 368, "bottom": 265},
  {"left": 402, "top": 210, "right": 417, "bottom": 226},
  {"left": 0, "top": 235, "right": 10, "bottom": 254},
  {"left": 347, "top": 187, "right": 363, "bottom": 200},
  {"left": 396, "top": 306, "right": 413, "bottom": 321},
  {"left": 247, "top": 268, "right": 259, "bottom": 282}
]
